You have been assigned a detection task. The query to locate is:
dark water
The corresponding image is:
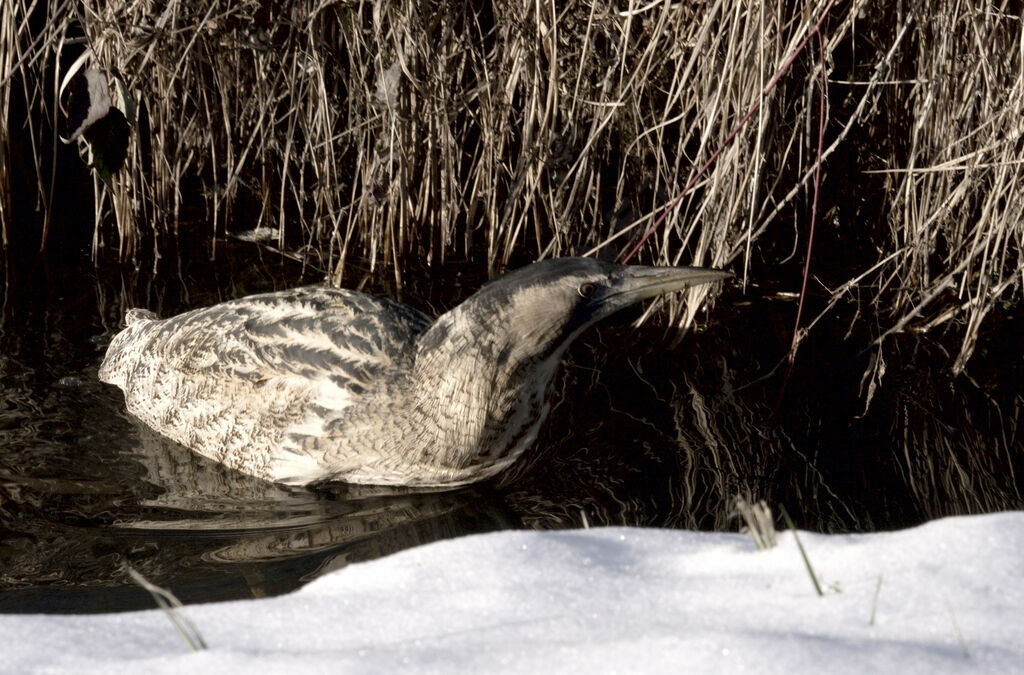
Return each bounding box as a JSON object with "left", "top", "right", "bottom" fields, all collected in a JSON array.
[{"left": 2, "top": 240, "right": 1021, "bottom": 613}]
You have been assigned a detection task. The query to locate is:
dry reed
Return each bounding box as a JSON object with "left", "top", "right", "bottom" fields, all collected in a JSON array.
[{"left": 2, "top": 0, "right": 1021, "bottom": 374}]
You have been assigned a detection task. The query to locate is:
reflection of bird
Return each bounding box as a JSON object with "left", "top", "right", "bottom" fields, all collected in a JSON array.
[{"left": 100, "top": 258, "right": 730, "bottom": 488}]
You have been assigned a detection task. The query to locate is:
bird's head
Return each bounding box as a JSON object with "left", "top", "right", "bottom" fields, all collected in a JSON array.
[{"left": 418, "top": 258, "right": 732, "bottom": 368}]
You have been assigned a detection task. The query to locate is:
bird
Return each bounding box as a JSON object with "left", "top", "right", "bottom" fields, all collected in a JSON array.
[{"left": 99, "top": 258, "right": 730, "bottom": 488}]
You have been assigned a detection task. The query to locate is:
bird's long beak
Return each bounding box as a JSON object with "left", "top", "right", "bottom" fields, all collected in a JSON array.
[{"left": 607, "top": 265, "right": 733, "bottom": 305}]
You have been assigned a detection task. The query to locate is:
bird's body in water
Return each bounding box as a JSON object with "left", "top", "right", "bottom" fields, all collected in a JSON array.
[{"left": 100, "top": 258, "right": 729, "bottom": 488}]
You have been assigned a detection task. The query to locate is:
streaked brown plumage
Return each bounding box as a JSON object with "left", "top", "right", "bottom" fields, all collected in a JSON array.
[{"left": 100, "top": 258, "right": 730, "bottom": 487}]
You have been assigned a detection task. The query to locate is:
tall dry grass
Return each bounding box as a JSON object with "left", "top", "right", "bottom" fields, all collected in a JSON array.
[
  {"left": 2, "top": 0, "right": 1021, "bottom": 374},
  {"left": 1, "top": 0, "right": 73, "bottom": 249},
  {"left": 869, "top": 3, "right": 1024, "bottom": 374}
]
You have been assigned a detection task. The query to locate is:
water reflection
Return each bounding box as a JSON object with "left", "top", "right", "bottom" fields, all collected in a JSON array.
[
  {"left": 501, "top": 308, "right": 1023, "bottom": 534},
  {"left": 125, "top": 422, "right": 513, "bottom": 570}
]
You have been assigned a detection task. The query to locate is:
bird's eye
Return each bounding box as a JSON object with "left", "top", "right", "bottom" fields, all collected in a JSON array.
[{"left": 577, "top": 283, "right": 597, "bottom": 298}]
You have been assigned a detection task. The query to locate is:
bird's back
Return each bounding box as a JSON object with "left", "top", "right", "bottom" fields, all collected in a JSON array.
[{"left": 99, "top": 286, "right": 432, "bottom": 483}]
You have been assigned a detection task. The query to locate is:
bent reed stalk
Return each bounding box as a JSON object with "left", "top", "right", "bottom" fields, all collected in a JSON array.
[{"left": 2, "top": 0, "right": 1021, "bottom": 374}]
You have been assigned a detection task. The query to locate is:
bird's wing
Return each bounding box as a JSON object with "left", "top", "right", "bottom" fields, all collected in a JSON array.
[
  {"left": 116, "top": 286, "right": 433, "bottom": 395},
  {"left": 99, "top": 286, "right": 433, "bottom": 484}
]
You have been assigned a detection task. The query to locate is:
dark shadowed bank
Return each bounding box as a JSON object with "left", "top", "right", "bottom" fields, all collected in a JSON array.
[{"left": 1, "top": 1, "right": 1021, "bottom": 610}]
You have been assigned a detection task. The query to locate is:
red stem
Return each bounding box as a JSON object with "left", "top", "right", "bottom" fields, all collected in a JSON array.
[{"left": 788, "top": 30, "right": 828, "bottom": 364}]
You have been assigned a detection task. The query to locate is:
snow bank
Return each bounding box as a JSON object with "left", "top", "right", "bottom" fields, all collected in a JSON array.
[{"left": 2, "top": 512, "right": 1021, "bottom": 674}]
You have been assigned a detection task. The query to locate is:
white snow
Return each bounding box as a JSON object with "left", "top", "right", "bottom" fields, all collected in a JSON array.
[{"left": 2, "top": 512, "right": 1022, "bottom": 674}]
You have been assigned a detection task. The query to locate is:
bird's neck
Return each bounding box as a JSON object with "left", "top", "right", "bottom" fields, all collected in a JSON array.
[{"left": 400, "top": 309, "right": 567, "bottom": 482}]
